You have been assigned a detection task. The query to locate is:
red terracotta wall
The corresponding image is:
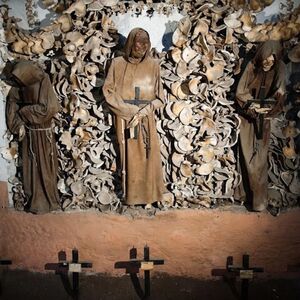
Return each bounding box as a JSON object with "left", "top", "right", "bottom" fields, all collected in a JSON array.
[{"left": 1, "top": 208, "right": 300, "bottom": 279}]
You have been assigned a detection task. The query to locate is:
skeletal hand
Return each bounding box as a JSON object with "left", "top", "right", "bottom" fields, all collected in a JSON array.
[
  {"left": 254, "top": 107, "right": 272, "bottom": 114},
  {"left": 138, "top": 104, "right": 152, "bottom": 117},
  {"left": 127, "top": 114, "right": 141, "bottom": 128},
  {"left": 19, "top": 125, "right": 25, "bottom": 141}
]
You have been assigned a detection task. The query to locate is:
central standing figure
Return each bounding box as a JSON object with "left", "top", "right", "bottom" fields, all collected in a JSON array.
[{"left": 103, "top": 28, "right": 165, "bottom": 207}]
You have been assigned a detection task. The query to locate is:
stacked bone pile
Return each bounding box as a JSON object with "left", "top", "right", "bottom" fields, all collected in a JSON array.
[
  {"left": 267, "top": 39, "right": 300, "bottom": 214},
  {"left": 158, "top": 3, "right": 243, "bottom": 208},
  {"left": 47, "top": 1, "right": 121, "bottom": 211},
  {"left": 25, "top": 0, "right": 40, "bottom": 27},
  {"left": 268, "top": 116, "right": 300, "bottom": 214},
  {"left": 1, "top": 0, "right": 300, "bottom": 212},
  {"left": 0, "top": 5, "right": 25, "bottom": 208},
  {"left": 241, "top": 4, "right": 300, "bottom": 42},
  {"left": 3, "top": 1, "right": 122, "bottom": 211}
]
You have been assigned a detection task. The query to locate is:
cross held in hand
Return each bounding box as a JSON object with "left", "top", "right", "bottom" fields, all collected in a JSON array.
[{"left": 124, "top": 87, "right": 151, "bottom": 107}]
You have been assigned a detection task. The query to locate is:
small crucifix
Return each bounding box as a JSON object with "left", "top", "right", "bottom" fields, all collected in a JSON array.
[
  {"left": 45, "top": 249, "right": 92, "bottom": 300},
  {"left": 115, "top": 245, "right": 164, "bottom": 299},
  {"left": 124, "top": 87, "right": 145, "bottom": 139},
  {"left": 212, "top": 254, "right": 264, "bottom": 300},
  {"left": 244, "top": 77, "right": 276, "bottom": 139}
]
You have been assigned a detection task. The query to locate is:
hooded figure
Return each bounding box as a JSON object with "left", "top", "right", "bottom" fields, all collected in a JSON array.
[
  {"left": 5, "top": 60, "right": 60, "bottom": 213},
  {"left": 234, "top": 40, "right": 286, "bottom": 211},
  {"left": 103, "top": 28, "right": 165, "bottom": 206}
]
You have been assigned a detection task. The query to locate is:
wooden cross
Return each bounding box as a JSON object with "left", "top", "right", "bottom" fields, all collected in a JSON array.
[
  {"left": 45, "top": 249, "right": 92, "bottom": 300},
  {"left": 115, "top": 245, "right": 164, "bottom": 299},
  {"left": 212, "top": 254, "right": 264, "bottom": 300},
  {"left": 243, "top": 76, "right": 276, "bottom": 140}
]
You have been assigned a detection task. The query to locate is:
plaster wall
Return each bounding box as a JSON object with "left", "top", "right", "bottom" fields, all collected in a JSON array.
[
  {"left": 111, "top": 9, "right": 183, "bottom": 52},
  {"left": 1, "top": 208, "right": 300, "bottom": 279}
]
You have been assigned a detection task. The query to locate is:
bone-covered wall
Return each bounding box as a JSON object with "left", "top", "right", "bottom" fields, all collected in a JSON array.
[{"left": 0, "top": 0, "right": 299, "bottom": 213}]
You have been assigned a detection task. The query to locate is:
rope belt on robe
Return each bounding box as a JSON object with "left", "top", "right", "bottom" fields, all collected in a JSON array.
[
  {"left": 141, "top": 116, "right": 151, "bottom": 159},
  {"left": 124, "top": 100, "right": 152, "bottom": 159},
  {"left": 24, "top": 125, "right": 55, "bottom": 167}
]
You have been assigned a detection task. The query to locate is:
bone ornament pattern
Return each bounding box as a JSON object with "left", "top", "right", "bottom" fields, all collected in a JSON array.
[{"left": 1, "top": 0, "right": 299, "bottom": 212}]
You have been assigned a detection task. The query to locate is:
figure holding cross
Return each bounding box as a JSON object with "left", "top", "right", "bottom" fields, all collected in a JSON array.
[
  {"left": 103, "top": 28, "right": 166, "bottom": 207},
  {"left": 234, "top": 40, "right": 286, "bottom": 211}
]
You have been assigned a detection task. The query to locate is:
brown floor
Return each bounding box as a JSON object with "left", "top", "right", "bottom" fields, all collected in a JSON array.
[{"left": 0, "top": 269, "right": 300, "bottom": 300}]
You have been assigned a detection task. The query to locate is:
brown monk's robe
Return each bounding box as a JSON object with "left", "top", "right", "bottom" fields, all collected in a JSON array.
[
  {"left": 6, "top": 61, "right": 60, "bottom": 213},
  {"left": 103, "top": 28, "right": 165, "bottom": 205},
  {"left": 234, "top": 41, "right": 286, "bottom": 211}
]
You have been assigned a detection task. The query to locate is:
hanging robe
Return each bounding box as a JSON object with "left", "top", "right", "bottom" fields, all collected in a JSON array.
[
  {"left": 234, "top": 41, "right": 286, "bottom": 211},
  {"left": 103, "top": 28, "right": 165, "bottom": 205},
  {"left": 6, "top": 61, "right": 60, "bottom": 213}
]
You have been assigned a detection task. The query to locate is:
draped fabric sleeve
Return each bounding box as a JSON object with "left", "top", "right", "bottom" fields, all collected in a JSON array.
[
  {"left": 102, "top": 59, "right": 139, "bottom": 121},
  {"left": 6, "top": 87, "right": 25, "bottom": 135},
  {"left": 267, "top": 61, "right": 286, "bottom": 117},
  {"left": 151, "top": 61, "right": 165, "bottom": 110},
  {"left": 137, "top": 61, "right": 165, "bottom": 116},
  {"left": 236, "top": 61, "right": 255, "bottom": 107},
  {"left": 18, "top": 75, "right": 59, "bottom": 125}
]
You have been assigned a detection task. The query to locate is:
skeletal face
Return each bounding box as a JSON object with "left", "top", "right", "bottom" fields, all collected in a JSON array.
[
  {"left": 130, "top": 31, "right": 149, "bottom": 59},
  {"left": 262, "top": 54, "right": 275, "bottom": 71},
  {"left": 63, "top": 43, "right": 77, "bottom": 63}
]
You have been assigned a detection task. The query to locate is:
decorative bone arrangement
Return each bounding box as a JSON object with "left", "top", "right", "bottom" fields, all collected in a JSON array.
[{"left": 1, "top": 0, "right": 299, "bottom": 212}]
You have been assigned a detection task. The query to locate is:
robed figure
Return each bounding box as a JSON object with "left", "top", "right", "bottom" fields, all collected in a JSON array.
[
  {"left": 5, "top": 61, "right": 60, "bottom": 213},
  {"left": 234, "top": 41, "right": 286, "bottom": 211},
  {"left": 103, "top": 28, "right": 165, "bottom": 206}
]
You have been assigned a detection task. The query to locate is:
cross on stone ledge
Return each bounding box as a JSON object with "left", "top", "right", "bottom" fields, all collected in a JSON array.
[
  {"left": 115, "top": 245, "right": 164, "bottom": 299},
  {"left": 212, "top": 254, "right": 264, "bottom": 300},
  {"left": 0, "top": 259, "right": 12, "bottom": 266},
  {"left": 45, "top": 249, "right": 92, "bottom": 300}
]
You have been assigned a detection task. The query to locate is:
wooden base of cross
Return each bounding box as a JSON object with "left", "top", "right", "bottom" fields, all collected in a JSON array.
[
  {"left": 0, "top": 258, "right": 12, "bottom": 297},
  {"left": 115, "top": 245, "right": 164, "bottom": 299},
  {"left": 45, "top": 249, "right": 92, "bottom": 300},
  {"left": 0, "top": 259, "right": 12, "bottom": 266},
  {"left": 212, "top": 254, "right": 264, "bottom": 300}
]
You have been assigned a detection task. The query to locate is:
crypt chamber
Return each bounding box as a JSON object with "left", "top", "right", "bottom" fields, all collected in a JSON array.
[{"left": 0, "top": 0, "right": 299, "bottom": 299}]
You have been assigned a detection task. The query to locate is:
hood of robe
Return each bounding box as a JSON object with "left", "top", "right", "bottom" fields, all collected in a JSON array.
[
  {"left": 12, "top": 61, "right": 45, "bottom": 86},
  {"left": 253, "top": 40, "right": 283, "bottom": 70},
  {"left": 123, "top": 28, "right": 151, "bottom": 63}
]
